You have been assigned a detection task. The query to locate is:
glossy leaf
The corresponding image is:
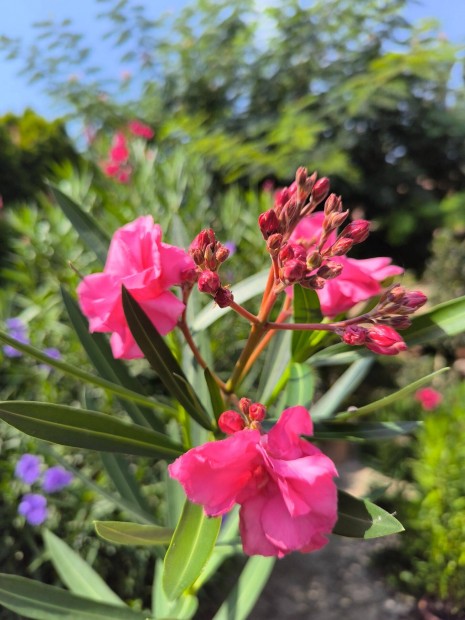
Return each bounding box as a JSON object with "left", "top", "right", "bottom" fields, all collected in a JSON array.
[
  {"left": 310, "top": 358, "right": 373, "bottom": 421},
  {"left": 0, "top": 401, "right": 183, "bottom": 459},
  {"left": 50, "top": 185, "right": 110, "bottom": 265},
  {"left": 212, "top": 556, "right": 275, "bottom": 620},
  {"left": 285, "top": 362, "right": 315, "bottom": 409},
  {"left": 204, "top": 368, "right": 225, "bottom": 421},
  {"left": 313, "top": 420, "right": 422, "bottom": 441},
  {"left": 100, "top": 453, "right": 153, "bottom": 520},
  {"left": 0, "top": 574, "right": 148, "bottom": 620},
  {"left": 43, "top": 530, "right": 124, "bottom": 606},
  {"left": 122, "top": 287, "right": 213, "bottom": 430},
  {"left": 62, "top": 288, "right": 164, "bottom": 431},
  {"left": 402, "top": 295, "right": 465, "bottom": 346},
  {"left": 192, "top": 269, "right": 269, "bottom": 332},
  {"left": 94, "top": 521, "right": 173, "bottom": 546},
  {"left": 334, "top": 368, "right": 449, "bottom": 421},
  {"left": 333, "top": 490, "right": 404, "bottom": 538},
  {"left": 163, "top": 500, "right": 221, "bottom": 601}
]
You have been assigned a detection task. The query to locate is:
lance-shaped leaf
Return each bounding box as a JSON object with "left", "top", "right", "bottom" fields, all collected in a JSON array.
[
  {"left": 333, "top": 490, "right": 404, "bottom": 538},
  {"left": 0, "top": 574, "right": 148, "bottom": 620},
  {"left": 152, "top": 559, "right": 198, "bottom": 620},
  {"left": 285, "top": 362, "right": 315, "bottom": 409},
  {"left": 0, "top": 401, "right": 183, "bottom": 459},
  {"left": 402, "top": 294, "right": 465, "bottom": 346},
  {"left": 122, "top": 287, "right": 213, "bottom": 430},
  {"left": 313, "top": 420, "right": 422, "bottom": 441},
  {"left": 212, "top": 556, "right": 275, "bottom": 620},
  {"left": 163, "top": 500, "right": 221, "bottom": 601},
  {"left": 291, "top": 286, "right": 324, "bottom": 361},
  {"left": 43, "top": 530, "right": 124, "bottom": 606},
  {"left": 204, "top": 368, "right": 225, "bottom": 421},
  {"left": 62, "top": 288, "right": 163, "bottom": 431},
  {"left": 49, "top": 185, "right": 110, "bottom": 265},
  {"left": 94, "top": 521, "right": 174, "bottom": 546}
]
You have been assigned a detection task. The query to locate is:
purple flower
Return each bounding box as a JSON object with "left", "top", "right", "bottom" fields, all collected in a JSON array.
[
  {"left": 224, "top": 241, "right": 237, "bottom": 256},
  {"left": 18, "top": 493, "right": 48, "bottom": 525},
  {"left": 42, "top": 466, "right": 73, "bottom": 493},
  {"left": 15, "top": 454, "right": 42, "bottom": 484},
  {"left": 3, "top": 317, "right": 29, "bottom": 358},
  {"left": 39, "top": 347, "right": 62, "bottom": 370}
]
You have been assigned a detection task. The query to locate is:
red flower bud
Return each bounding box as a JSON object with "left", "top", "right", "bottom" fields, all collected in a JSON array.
[
  {"left": 340, "top": 220, "right": 370, "bottom": 244},
  {"left": 402, "top": 290, "right": 427, "bottom": 312},
  {"left": 306, "top": 250, "right": 322, "bottom": 270},
  {"left": 180, "top": 266, "right": 198, "bottom": 285},
  {"left": 317, "top": 260, "right": 343, "bottom": 280},
  {"left": 311, "top": 177, "right": 330, "bottom": 204},
  {"left": 340, "top": 325, "right": 369, "bottom": 345},
  {"left": 214, "top": 287, "right": 234, "bottom": 308},
  {"left": 218, "top": 410, "right": 246, "bottom": 434},
  {"left": 198, "top": 270, "right": 221, "bottom": 295},
  {"left": 259, "top": 209, "right": 281, "bottom": 239},
  {"left": 267, "top": 233, "right": 283, "bottom": 257},
  {"left": 239, "top": 398, "right": 252, "bottom": 416},
  {"left": 328, "top": 237, "right": 354, "bottom": 256},
  {"left": 249, "top": 402, "right": 266, "bottom": 422},
  {"left": 366, "top": 325, "right": 407, "bottom": 356},
  {"left": 323, "top": 193, "right": 341, "bottom": 216},
  {"left": 301, "top": 275, "right": 326, "bottom": 290},
  {"left": 190, "top": 229, "right": 216, "bottom": 253},
  {"left": 281, "top": 259, "right": 307, "bottom": 284},
  {"left": 215, "top": 244, "right": 230, "bottom": 263}
]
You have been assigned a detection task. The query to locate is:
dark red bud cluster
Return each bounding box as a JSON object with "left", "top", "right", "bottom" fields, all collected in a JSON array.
[
  {"left": 214, "top": 287, "right": 234, "bottom": 308},
  {"left": 218, "top": 399, "right": 267, "bottom": 435},
  {"left": 198, "top": 270, "right": 221, "bottom": 295},
  {"left": 377, "top": 284, "right": 427, "bottom": 316},
  {"left": 189, "top": 228, "right": 230, "bottom": 271},
  {"left": 259, "top": 209, "right": 281, "bottom": 240}
]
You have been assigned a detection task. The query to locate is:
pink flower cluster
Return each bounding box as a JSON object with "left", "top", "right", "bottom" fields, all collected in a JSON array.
[
  {"left": 415, "top": 387, "right": 442, "bottom": 411},
  {"left": 78, "top": 216, "right": 195, "bottom": 359},
  {"left": 102, "top": 132, "right": 132, "bottom": 184},
  {"left": 169, "top": 406, "right": 338, "bottom": 557}
]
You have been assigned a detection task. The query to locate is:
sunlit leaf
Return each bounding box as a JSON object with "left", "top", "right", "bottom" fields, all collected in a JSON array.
[
  {"left": 333, "top": 490, "right": 404, "bottom": 538},
  {"left": 94, "top": 521, "right": 173, "bottom": 546}
]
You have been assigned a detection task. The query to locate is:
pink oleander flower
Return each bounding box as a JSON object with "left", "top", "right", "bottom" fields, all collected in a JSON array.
[
  {"left": 128, "top": 120, "right": 154, "bottom": 140},
  {"left": 109, "top": 132, "right": 129, "bottom": 163},
  {"left": 77, "top": 216, "right": 195, "bottom": 359},
  {"left": 291, "top": 212, "right": 403, "bottom": 316},
  {"left": 415, "top": 387, "right": 443, "bottom": 411},
  {"left": 169, "top": 406, "right": 338, "bottom": 558}
]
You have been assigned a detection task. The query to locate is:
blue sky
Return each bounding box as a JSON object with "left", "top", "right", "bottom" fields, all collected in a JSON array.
[{"left": 0, "top": 0, "right": 464, "bottom": 119}]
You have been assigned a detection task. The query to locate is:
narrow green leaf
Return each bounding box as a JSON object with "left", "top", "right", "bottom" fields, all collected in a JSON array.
[
  {"left": 313, "top": 420, "right": 422, "bottom": 441},
  {"left": 122, "top": 287, "right": 213, "bottom": 430},
  {"left": 311, "top": 358, "right": 373, "bottom": 421},
  {"left": 0, "top": 574, "right": 148, "bottom": 620},
  {"left": 43, "top": 530, "right": 124, "bottom": 606},
  {"left": 204, "top": 368, "right": 225, "bottom": 421},
  {"left": 49, "top": 185, "right": 110, "bottom": 265},
  {"left": 285, "top": 362, "right": 315, "bottom": 408},
  {"left": 192, "top": 269, "right": 269, "bottom": 332},
  {"left": 258, "top": 330, "right": 291, "bottom": 404},
  {"left": 94, "top": 521, "right": 173, "bottom": 546},
  {"left": 100, "top": 453, "right": 153, "bottom": 519},
  {"left": 334, "top": 368, "right": 449, "bottom": 421},
  {"left": 0, "top": 330, "right": 167, "bottom": 414},
  {"left": 0, "top": 401, "right": 183, "bottom": 459},
  {"left": 163, "top": 500, "right": 221, "bottom": 601},
  {"left": 152, "top": 559, "right": 198, "bottom": 620},
  {"left": 61, "top": 288, "right": 163, "bottom": 431},
  {"left": 402, "top": 295, "right": 465, "bottom": 346},
  {"left": 291, "top": 286, "right": 322, "bottom": 360},
  {"left": 333, "top": 490, "right": 404, "bottom": 539},
  {"left": 212, "top": 556, "right": 275, "bottom": 620}
]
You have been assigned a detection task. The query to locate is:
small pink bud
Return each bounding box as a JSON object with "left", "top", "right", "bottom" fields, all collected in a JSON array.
[
  {"left": 190, "top": 229, "right": 216, "bottom": 254},
  {"left": 306, "top": 250, "right": 322, "bottom": 270},
  {"left": 249, "top": 402, "right": 266, "bottom": 422},
  {"left": 218, "top": 410, "right": 246, "bottom": 434},
  {"left": 402, "top": 290, "right": 427, "bottom": 311},
  {"left": 317, "top": 261, "right": 343, "bottom": 280},
  {"left": 239, "top": 398, "right": 252, "bottom": 416},
  {"left": 324, "top": 209, "right": 349, "bottom": 232},
  {"left": 296, "top": 167, "right": 308, "bottom": 187},
  {"left": 301, "top": 275, "right": 326, "bottom": 290},
  {"left": 281, "top": 259, "right": 307, "bottom": 283},
  {"left": 181, "top": 266, "right": 198, "bottom": 284},
  {"left": 366, "top": 325, "right": 407, "bottom": 356},
  {"left": 323, "top": 194, "right": 341, "bottom": 216},
  {"left": 267, "top": 233, "right": 283, "bottom": 257},
  {"left": 214, "top": 287, "right": 234, "bottom": 308},
  {"left": 198, "top": 270, "right": 221, "bottom": 295},
  {"left": 341, "top": 220, "right": 370, "bottom": 244},
  {"left": 340, "top": 325, "right": 369, "bottom": 345},
  {"left": 328, "top": 237, "right": 354, "bottom": 256},
  {"left": 259, "top": 209, "right": 280, "bottom": 239},
  {"left": 311, "top": 177, "right": 330, "bottom": 204},
  {"left": 215, "top": 244, "right": 230, "bottom": 263}
]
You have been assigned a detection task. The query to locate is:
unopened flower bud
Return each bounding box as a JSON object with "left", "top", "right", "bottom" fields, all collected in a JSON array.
[
  {"left": 324, "top": 209, "right": 349, "bottom": 232},
  {"left": 218, "top": 410, "right": 246, "bottom": 434},
  {"left": 204, "top": 244, "right": 218, "bottom": 271},
  {"left": 378, "top": 315, "right": 412, "bottom": 329},
  {"left": 214, "top": 287, "right": 234, "bottom": 308},
  {"left": 340, "top": 325, "right": 369, "bottom": 345},
  {"left": 340, "top": 220, "right": 370, "bottom": 244},
  {"left": 306, "top": 250, "right": 322, "bottom": 270},
  {"left": 198, "top": 270, "right": 221, "bottom": 295},
  {"left": 215, "top": 244, "right": 230, "bottom": 263},
  {"left": 317, "top": 261, "right": 343, "bottom": 280},
  {"left": 259, "top": 209, "right": 280, "bottom": 239},
  {"left": 281, "top": 259, "right": 307, "bottom": 283},
  {"left": 328, "top": 237, "right": 354, "bottom": 256},
  {"left": 323, "top": 194, "right": 341, "bottom": 216},
  {"left": 402, "top": 290, "right": 427, "bottom": 312},
  {"left": 301, "top": 275, "right": 326, "bottom": 290},
  {"left": 239, "top": 398, "right": 252, "bottom": 416},
  {"left": 267, "top": 233, "right": 283, "bottom": 257},
  {"left": 279, "top": 242, "right": 306, "bottom": 263},
  {"left": 191, "top": 229, "right": 216, "bottom": 253},
  {"left": 249, "top": 402, "right": 266, "bottom": 422},
  {"left": 311, "top": 177, "right": 330, "bottom": 204},
  {"left": 366, "top": 325, "right": 407, "bottom": 356},
  {"left": 296, "top": 167, "right": 308, "bottom": 187},
  {"left": 190, "top": 248, "right": 204, "bottom": 266},
  {"left": 180, "top": 266, "right": 198, "bottom": 284}
]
